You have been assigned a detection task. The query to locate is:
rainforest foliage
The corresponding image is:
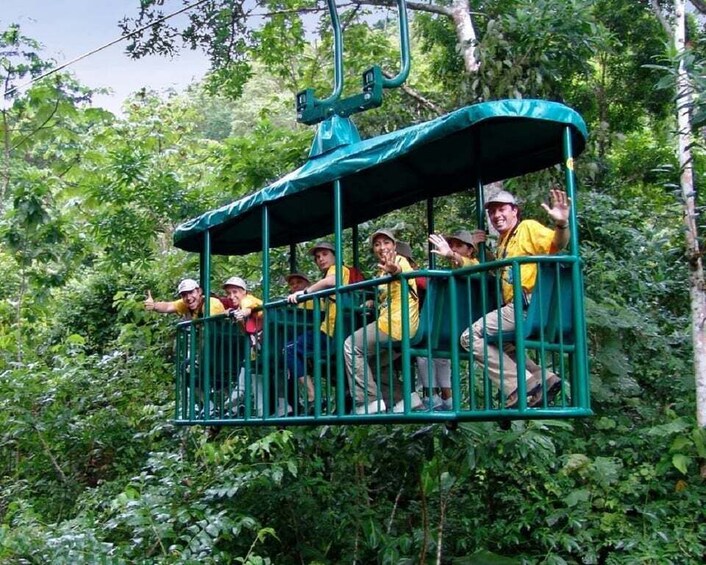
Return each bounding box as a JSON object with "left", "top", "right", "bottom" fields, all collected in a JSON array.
[{"left": 1, "top": 1, "right": 705, "bottom": 563}]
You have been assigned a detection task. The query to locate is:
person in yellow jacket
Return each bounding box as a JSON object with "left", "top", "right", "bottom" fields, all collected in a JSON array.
[
  {"left": 144, "top": 278, "right": 225, "bottom": 319},
  {"left": 284, "top": 242, "right": 351, "bottom": 414},
  {"left": 344, "top": 229, "right": 419, "bottom": 415},
  {"left": 144, "top": 278, "right": 226, "bottom": 417},
  {"left": 428, "top": 229, "right": 486, "bottom": 268},
  {"left": 460, "top": 189, "right": 569, "bottom": 408}
]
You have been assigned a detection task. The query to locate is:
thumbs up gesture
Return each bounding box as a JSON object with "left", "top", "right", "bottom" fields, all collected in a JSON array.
[{"left": 144, "top": 290, "right": 155, "bottom": 311}]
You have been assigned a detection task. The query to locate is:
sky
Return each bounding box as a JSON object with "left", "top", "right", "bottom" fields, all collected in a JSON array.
[{"left": 2, "top": 0, "right": 211, "bottom": 115}]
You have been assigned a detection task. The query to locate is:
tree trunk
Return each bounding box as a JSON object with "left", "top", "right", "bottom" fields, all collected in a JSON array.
[
  {"left": 357, "top": 0, "right": 480, "bottom": 73},
  {"left": 1, "top": 108, "right": 10, "bottom": 211},
  {"left": 674, "top": 0, "right": 706, "bottom": 428},
  {"left": 450, "top": 0, "right": 480, "bottom": 73}
]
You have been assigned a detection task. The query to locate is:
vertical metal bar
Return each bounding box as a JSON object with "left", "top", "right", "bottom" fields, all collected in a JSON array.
[
  {"left": 427, "top": 197, "right": 435, "bottom": 269},
  {"left": 563, "top": 126, "right": 590, "bottom": 410},
  {"left": 289, "top": 243, "right": 297, "bottom": 273},
  {"left": 189, "top": 324, "right": 197, "bottom": 421},
  {"left": 512, "top": 262, "right": 527, "bottom": 409},
  {"left": 201, "top": 232, "right": 212, "bottom": 415},
  {"left": 400, "top": 275, "right": 411, "bottom": 412},
  {"left": 202, "top": 231, "right": 211, "bottom": 316},
  {"left": 352, "top": 225, "right": 360, "bottom": 269},
  {"left": 315, "top": 0, "right": 344, "bottom": 106},
  {"left": 261, "top": 205, "right": 271, "bottom": 419},
  {"left": 449, "top": 276, "right": 461, "bottom": 411},
  {"left": 175, "top": 328, "right": 183, "bottom": 420},
  {"left": 464, "top": 275, "right": 474, "bottom": 412},
  {"left": 333, "top": 179, "right": 345, "bottom": 415},
  {"left": 563, "top": 127, "right": 579, "bottom": 258},
  {"left": 474, "top": 177, "right": 487, "bottom": 262},
  {"left": 381, "top": 0, "right": 411, "bottom": 88}
]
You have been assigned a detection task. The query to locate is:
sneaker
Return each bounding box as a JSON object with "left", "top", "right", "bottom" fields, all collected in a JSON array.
[
  {"left": 393, "top": 392, "right": 423, "bottom": 413},
  {"left": 307, "top": 398, "right": 328, "bottom": 416},
  {"left": 422, "top": 394, "right": 443, "bottom": 411},
  {"left": 504, "top": 375, "right": 543, "bottom": 408},
  {"left": 227, "top": 393, "right": 246, "bottom": 418},
  {"left": 528, "top": 374, "right": 562, "bottom": 407},
  {"left": 436, "top": 397, "right": 453, "bottom": 411},
  {"left": 355, "top": 398, "right": 387, "bottom": 415},
  {"left": 198, "top": 401, "right": 217, "bottom": 419}
]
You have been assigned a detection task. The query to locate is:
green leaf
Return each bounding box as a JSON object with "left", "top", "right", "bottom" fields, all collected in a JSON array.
[
  {"left": 564, "top": 488, "right": 590, "bottom": 507},
  {"left": 671, "top": 453, "right": 690, "bottom": 475}
]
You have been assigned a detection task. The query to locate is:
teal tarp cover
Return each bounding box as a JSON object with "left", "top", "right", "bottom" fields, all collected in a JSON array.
[{"left": 174, "top": 99, "right": 588, "bottom": 255}]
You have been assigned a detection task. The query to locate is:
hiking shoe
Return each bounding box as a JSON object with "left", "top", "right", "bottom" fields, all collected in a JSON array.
[
  {"left": 437, "top": 397, "right": 454, "bottom": 411},
  {"left": 355, "top": 398, "right": 387, "bottom": 415},
  {"left": 422, "top": 394, "right": 443, "bottom": 411},
  {"left": 198, "top": 401, "right": 217, "bottom": 419},
  {"left": 393, "top": 392, "right": 423, "bottom": 413},
  {"left": 307, "top": 398, "right": 328, "bottom": 416},
  {"left": 529, "top": 374, "right": 562, "bottom": 407},
  {"left": 504, "top": 375, "right": 544, "bottom": 408}
]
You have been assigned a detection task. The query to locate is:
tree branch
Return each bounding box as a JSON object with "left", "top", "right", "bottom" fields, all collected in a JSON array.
[
  {"left": 690, "top": 0, "right": 706, "bottom": 14},
  {"left": 352, "top": 0, "right": 453, "bottom": 17},
  {"left": 382, "top": 70, "right": 445, "bottom": 115},
  {"left": 11, "top": 98, "right": 60, "bottom": 152},
  {"left": 34, "top": 424, "right": 69, "bottom": 485},
  {"left": 650, "top": 0, "right": 673, "bottom": 37}
]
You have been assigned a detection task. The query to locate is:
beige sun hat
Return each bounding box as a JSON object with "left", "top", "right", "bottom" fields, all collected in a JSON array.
[
  {"left": 177, "top": 278, "right": 200, "bottom": 294},
  {"left": 395, "top": 241, "right": 413, "bottom": 259},
  {"left": 370, "top": 228, "right": 396, "bottom": 246},
  {"left": 309, "top": 241, "right": 335, "bottom": 255},
  {"left": 446, "top": 230, "right": 476, "bottom": 247},
  {"left": 222, "top": 276, "right": 247, "bottom": 291},
  {"left": 285, "top": 272, "right": 311, "bottom": 284},
  {"left": 484, "top": 190, "right": 518, "bottom": 208}
]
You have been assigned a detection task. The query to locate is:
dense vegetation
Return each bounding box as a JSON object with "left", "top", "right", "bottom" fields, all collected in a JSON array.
[{"left": 1, "top": 1, "right": 705, "bottom": 563}]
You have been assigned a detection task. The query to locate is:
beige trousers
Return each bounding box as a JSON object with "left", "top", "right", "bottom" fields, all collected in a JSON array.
[
  {"left": 344, "top": 322, "right": 400, "bottom": 405},
  {"left": 460, "top": 302, "right": 540, "bottom": 395}
]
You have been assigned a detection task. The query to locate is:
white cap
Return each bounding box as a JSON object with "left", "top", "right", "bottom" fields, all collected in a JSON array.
[
  {"left": 223, "top": 276, "right": 247, "bottom": 291},
  {"left": 485, "top": 190, "right": 518, "bottom": 208},
  {"left": 177, "top": 278, "right": 199, "bottom": 294}
]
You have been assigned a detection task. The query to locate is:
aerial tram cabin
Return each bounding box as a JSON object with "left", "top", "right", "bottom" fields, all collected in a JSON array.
[{"left": 170, "top": 0, "right": 591, "bottom": 427}]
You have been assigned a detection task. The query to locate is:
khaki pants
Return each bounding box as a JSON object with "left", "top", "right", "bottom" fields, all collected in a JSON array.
[
  {"left": 344, "top": 322, "right": 400, "bottom": 405},
  {"left": 460, "top": 302, "right": 540, "bottom": 395},
  {"left": 416, "top": 357, "right": 451, "bottom": 389}
]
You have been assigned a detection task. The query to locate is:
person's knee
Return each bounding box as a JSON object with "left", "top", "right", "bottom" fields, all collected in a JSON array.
[
  {"left": 460, "top": 327, "right": 471, "bottom": 351},
  {"left": 462, "top": 322, "right": 486, "bottom": 355}
]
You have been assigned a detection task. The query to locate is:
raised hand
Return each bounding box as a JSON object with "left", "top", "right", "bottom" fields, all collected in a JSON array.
[
  {"left": 540, "top": 187, "right": 571, "bottom": 226},
  {"left": 144, "top": 290, "right": 155, "bottom": 310},
  {"left": 377, "top": 248, "right": 399, "bottom": 274},
  {"left": 470, "top": 230, "right": 486, "bottom": 247},
  {"left": 429, "top": 233, "right": 452, "bottom": 258}
]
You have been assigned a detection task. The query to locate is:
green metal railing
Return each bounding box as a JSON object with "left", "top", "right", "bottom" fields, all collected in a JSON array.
[{"left": 174, "top": 255, "right": 591, "bottom": 426}]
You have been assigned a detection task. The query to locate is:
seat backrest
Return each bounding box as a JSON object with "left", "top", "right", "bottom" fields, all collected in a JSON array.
[
  {"left": 432, "top": 273, "right": 498, "bottom": 351},
  {"left": 409, "top": 276, "right": 435, "bottom": 347},
  {"left": 522, "top": 262, "right": 557, "bottom": 338},
  {"left": 543, "top": 263, "right": 575, "bottom": 342},
  {"left": 524, "top": 262, "right": 574, "bottom": 341}
]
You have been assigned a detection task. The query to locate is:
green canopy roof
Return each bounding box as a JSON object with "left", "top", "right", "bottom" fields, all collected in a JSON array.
[{"left": 174, "top": 99, "right": 588, "bottom": 255}]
